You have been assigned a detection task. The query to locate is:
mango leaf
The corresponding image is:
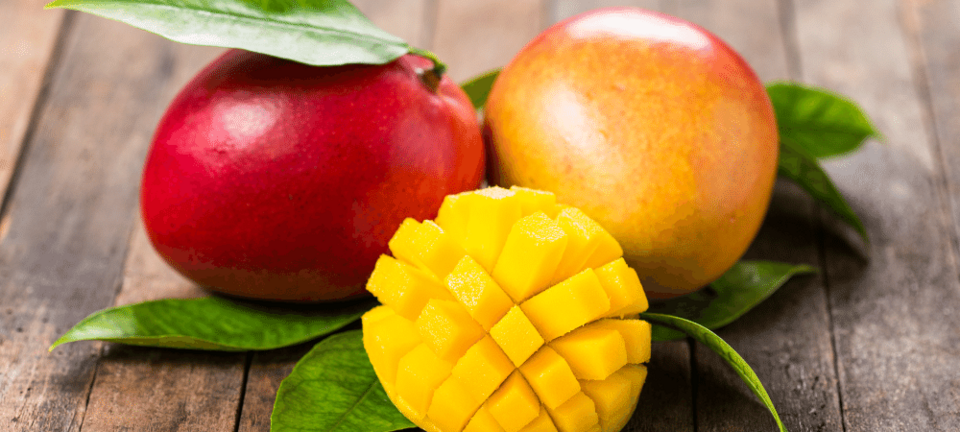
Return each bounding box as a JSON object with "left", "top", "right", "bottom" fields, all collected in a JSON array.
[
  {"left": 778, "top": 142, "right": 868, "bottom": 241},
  {"left": 768, "top": 82, "right": 880, "bottom": 159},
  {"left": 649, "top": 261, "right": 817, "bottom": 342},
  {"left": 50, "top": 296, "right": 374, "bottom": 351},
  {"left": 271, "top": 330, "right": 415, "bottom": 432},
  {"left": 460, "top": 69, "right": 500, "bottom": 110},
  {"left": 45, "top": 0, "right": 410, "bottom": 67},
  {"left": 639, "top": 313, "right": 789, "bottom": 432}
]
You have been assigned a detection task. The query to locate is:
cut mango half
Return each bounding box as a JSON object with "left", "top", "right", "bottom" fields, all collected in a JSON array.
[{"left": 363, "top": 187, "right": 649, "bottom": 432}]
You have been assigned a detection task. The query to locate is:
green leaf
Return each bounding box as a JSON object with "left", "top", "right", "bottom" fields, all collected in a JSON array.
[
  {"left": 460, "top": 69, "right": 500, "bottom": 110},
  {"left": 778, "top": 142, "right": 869, "bottom": 241},
  {"left": 649, "top": 261, "right": 817, "bottom": 342},
  {"left": 50, "top": 297, "right": 374, "bottom": 351},
  {"left": 639, "top": 313, "right": 789, "bottom": 432},
  {"left": 271, "top": 330, "right": 415, "bottom": 432},
  {"left": 768, "top": 82, "right": 880, "bottom": 159},
  {"left": 44, "top": 0, "right": 410, "bottom": 67}
]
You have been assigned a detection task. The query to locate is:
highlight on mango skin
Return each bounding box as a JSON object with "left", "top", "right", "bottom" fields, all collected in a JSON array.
[{"left": 362, "top": 186, "right": 651, "bottom": 432}]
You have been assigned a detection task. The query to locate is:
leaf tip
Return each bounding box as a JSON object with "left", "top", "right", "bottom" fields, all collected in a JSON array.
[{"left": 49, "top": 337, "right": 67, "bottom": 352}]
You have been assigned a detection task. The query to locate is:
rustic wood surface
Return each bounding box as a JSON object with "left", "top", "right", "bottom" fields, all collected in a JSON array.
[{"left": 1, "top": 0, "right": 958, "bottom": 431}]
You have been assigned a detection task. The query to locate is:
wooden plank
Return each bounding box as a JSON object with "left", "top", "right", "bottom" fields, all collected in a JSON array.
[
  {"left": 65, "top": 6, "right": 236, "bottom": 428},
  {"left": 0, "top": 11, "right": 221, "bottom": 430},
  {"left": 792, "top": 0, "right": 960, "bottom": 430},
  {"left": 902, "top": 4, "right": 960, "bottom": 384},
  {"left": 623, "top": 341, "right": 694, "bottom": 432},
  {"left": 648, "top": 2, "right": 844, "bottom": 431},
  {"left": 234, "top": 3, "right": 434, "bottom": 430},
  {"left": 431, "top": 0, "right": 547, "bottom": 82},
  {"left": 84, "top": 118, "right": 248, "bottom": 432},
  {"left": 0, "top": 1, "right": 65, "bottom": 212},
  {"left": 353, "top": 0, "right": 431, "bottom": 49}
]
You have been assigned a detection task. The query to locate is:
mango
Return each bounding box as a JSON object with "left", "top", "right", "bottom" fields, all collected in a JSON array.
[
  {"left": 484, "top": 8, "right": 779, "bottom": 298},
  {"left": 363, "top": 187, "right": 650, "bottom": 432}
]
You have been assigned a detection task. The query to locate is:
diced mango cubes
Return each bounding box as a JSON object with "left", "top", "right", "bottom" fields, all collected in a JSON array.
[
  {"left": 594, "top": 259, "right": 649, "bottom": 318},
  {"left": 493, "top": 213, "right": 569, "bottom": 302},
  {"left": 451, "top": 336, "right": 515, "bottom": 401},
  {"left": 551, "top": 208, "right": 608, "bottom": 284},
  {"left": 446, "top": 256, "right": 514, "bottom": 330},
  {"left": 580, "top": 365, "right": 647, "bottom": 432},
  {"left": 519, "top": 346, "right": 580, "bottom": 409},
  {"left": 428, "top": 377, "right": 482, "bottom": 432},
  {"left": 416, "top": 299, "right": 484, "bottom": 363},
  {"left": 464, "top": 404, "right": 505, "bottom": 432},
  {"left": 435, "top": 191, "right": 474, "bottom": 245},
  {"left": 367, "top": 255, "right": 454, "bottom": 321},
  {"left": 521, "top": 269, "right": 611, "bottom": 341},
  {"left": 488, "top": 371, "right": 542, "bottom": 432},
  {"left": 395, "top": 344, "right": 454, "bottom": 420},
  {"left": 510, "top": 186, "right": 557, "bottom": 216},
  {"left": 362, "top": 187, "right": 651, "bottom": 432},
  {"left": 362, "top": 307, "right": 420, "bottom": 386},
  {"left": 490, "top": 306, "right": 544, "bottom": 367},
  {"left": 547, "top": 392, "right": 600, "bottom": 432},
  {"left": 389, "top": 219, "right": 466, "bottom": 279},
  {"left": 550, "top": 323, "right": 628, "bottom": 380},
  {"left": 463, "top": 187, "right": 522, "bottom": 271},
  {"left": 519, "top": 408, "right": 560, "bottom": 432}
]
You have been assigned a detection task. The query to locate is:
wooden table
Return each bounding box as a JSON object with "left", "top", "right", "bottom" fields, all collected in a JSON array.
[{"left": 2, "top": 0, "right": 959, "bottom": 431}]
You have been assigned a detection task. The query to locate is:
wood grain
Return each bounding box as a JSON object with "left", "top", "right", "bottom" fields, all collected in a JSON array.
[
  {"left": 0, "top": 11, "right": 217, "bottom": 431},
  {"left": 431, "top": 0, "right": 547, "bottom": 82},
  {"left": 902, "top": 0, "right": 960, "bottom": 365},
  {"left": 793, "top": 0, "right": 960, "bottom": 430},
  {"left": 76, "top": 36, "right": 238, "bottom": 430},
  {"left": 0, "top": 1, "right": 64, "bottom": 214},
  {"left": 353, "top": 0, "right": 432, "bottom": 49}
]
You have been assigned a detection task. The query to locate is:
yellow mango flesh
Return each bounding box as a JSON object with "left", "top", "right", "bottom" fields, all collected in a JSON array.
[
  {"left": 446, "top": 256, "right": 514, "bottom": 331},
  {"left": 580, "top": 365, "right": 647, "bottom": 432},
  {"left": 416, "top": 299, "right": 484, "bottom": 363},
  {"left": 488, "top": 372, "right": 541, "bottom": 432},
  {"left": 428, "top": 377, "right": 482, "bottom": 432},
  {"left": 510, "top": 185, "right": 557, "bottom": 216},
  {"left": 518, "top": 346, "right": 580, "bottom": 409},
  {"left": 435, "top": 192, "right": 473, "bottom": 245},
  {"left": 521, "top": 270, "right": 611, "bottom": 341},
  {"left": 463, "top": 187, "right": 522, "bottom": 271},
  {"left": 366, "top": 255, "right": 453, "bottom": 321},
  {"left": 493, "top": 212, "right": 569, "bottom": 302},
  {"left": 550, "top": 325, "right": 628, "bottom": 380},
  {"left": 519, "top": 408, "right": 560, "bottom": 432},
  {"left": 594, "top": 259, "right": 649, "bottom": 318},
  {"left": 361, "top": 307, "right": 420, "bottom": 386},
  {"left": 363, "top": 187, "right": 650, "bottom": 432},
  {"left": 589, "top": 319, "right": 652, "bottom": 364},
  {"left": 547, "top": 392, "right": 600, "bottom": 432},
  {"left": 464, "top": 405, "right": 505, "bottom": 432},
  {"left": 490, "top": 306, "right": 545, "bottom": 367},
  {"left": 389, "top": 218, "right": 466, "bottom": 279},
  {"left": 395, "top": 344, "right": 454, "bottom": 420},
  {"left": 451, "top": 336, "right": 515, "bottom": 401},
  {"left": 551, "top": 208, "right": 607, "bottom": 284}
]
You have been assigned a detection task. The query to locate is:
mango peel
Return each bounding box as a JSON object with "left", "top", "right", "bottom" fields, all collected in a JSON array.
[{"left": 363, "top": 187, "right": 650, "bottom": 432}]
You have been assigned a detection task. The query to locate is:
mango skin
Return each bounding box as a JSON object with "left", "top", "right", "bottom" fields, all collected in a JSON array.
[
  {"left": 484, "top": 8, "right": 779, "bottom": 298},
  {"left": 141, "top": 51, "right": 484, "bottom": 302}
]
